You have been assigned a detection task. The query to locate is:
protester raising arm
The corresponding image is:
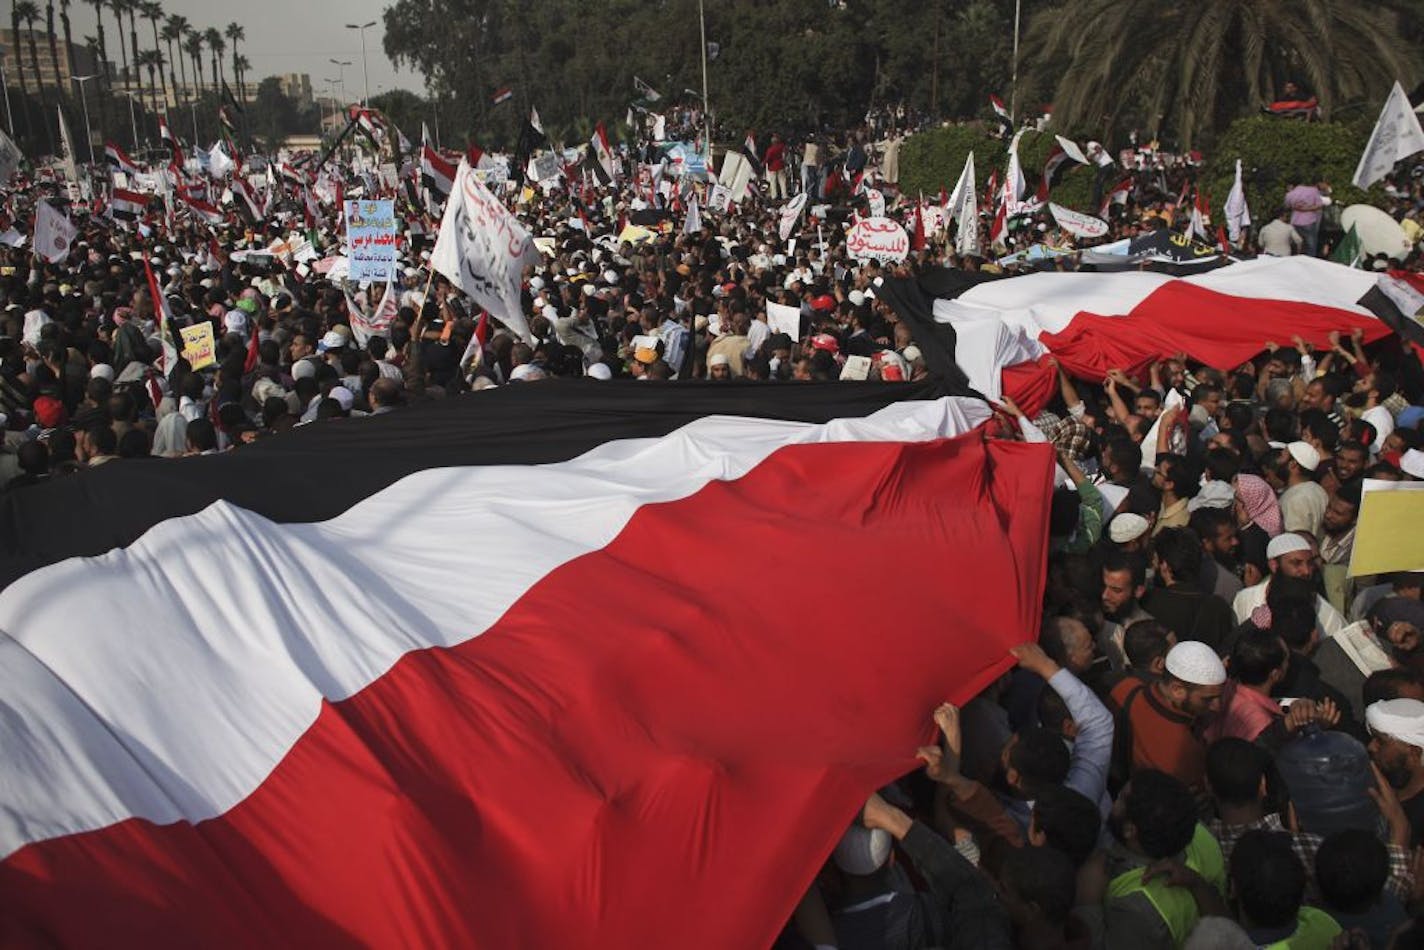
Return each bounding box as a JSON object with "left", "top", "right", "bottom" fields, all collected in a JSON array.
[
  {"left": 1012, "top": 643, "right": 1114, "bottom": 814},
  {"left": 861, "top": 792, "right": 1014, "bottom": 950},
  {"left": 918, "top": 703, "right": 1025, "bottom": 853}
]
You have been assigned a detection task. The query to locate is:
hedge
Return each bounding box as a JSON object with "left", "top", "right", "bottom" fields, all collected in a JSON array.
[
  {"left": 1202, "top": 116, "right": 1386, "bottom": 223},
  {"left": 898, "top": 124, "right": 1097, "bottom": 213}
]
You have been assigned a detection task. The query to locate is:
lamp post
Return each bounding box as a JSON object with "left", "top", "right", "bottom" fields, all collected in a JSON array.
[
  {"left": 322, "top": 78, "right": 338, "bottom": 135},
  {"left": 0, "top": 44, "right": 13, "bottom": 136},
  {"left": 118, "top": 89, "right": 141, "bottom": 150},
  {"left": 329, "top": 59, "right": 351, "bottom": 109},
  {"left": 71, "top": 74, "right": 98, "bottom": 166},
  {"left": 345, "top": 21, "right": 376, "bottom": 106}
]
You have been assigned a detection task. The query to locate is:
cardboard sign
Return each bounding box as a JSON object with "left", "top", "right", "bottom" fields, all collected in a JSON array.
[
  {"left": 179, "top": 322, "right": 216, "bottom": 371},
  {"left": 846, "top": 216, "right": 909, "bottom": 264},
  {"left": 1349, "top": 478, "right": 1424, "bottom": 576},
  {"left": 765, "top": 301, "right": 801, "bottom": 340}
]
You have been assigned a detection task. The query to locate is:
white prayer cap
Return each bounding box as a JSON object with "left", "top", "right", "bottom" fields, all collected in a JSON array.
[
  {"left": 586, "top": 363, "right": 612, "bottom": 380},
  {"left": 603, "top": 269, "right": 618, "bottom": 285},
  {"left": 832, "top": 824, "right": 891, "bottom": 875},
  {"left": 292, "top": 358, "right": 317, "bottom": 380},
  {"left": 1287, "top": 441, "right": 1320, "bottom": 472},
  {"left": 848, "top": 290, "right": 866, "bottom": 307},
  {"left": 89, "top": 363, "right": 115, "bottom": 381},
  {"left": 542, "top": 304, "right": 558, "bottom": 320},
  {"left": 901, "top": 345, "right": 922, "bottom": 363},
  {"left": 509, "top": 363, "right": 545, "bottom": 382},
  {"left": 1108, "top": 513, "right": 1149, "bottom": 544},
  {"left": 224, "top": 311, "right": 247, "bottom": 335},
  {"left": 1266, "top": 533, "right": 1311, "bottom": 560},
  {"left": 1164, "top": 641, "right": 1226, "bottom": 687},
  {"left": 1367, "top": 698, "right": 1424, "bottom": 749},
  {"left": 529, "top": 275, "right": 545, "bottom": 291},
  {"left": 708, "top": 353, "right": 730, "bottom": 367},
  {"left": 582, "top": 283, "right": 596, "bottom": 297},
  {"left": 329, "top": 386, "right": 355, "bottom": 411},
  {"left": 1402, "top": 449, "right": 1424, "bottom": 480}
]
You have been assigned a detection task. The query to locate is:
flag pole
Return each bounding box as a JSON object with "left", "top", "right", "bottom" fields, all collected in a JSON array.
[
  {"left": 698, "top": 0, "right": 711, "bottom": 160},
  {"left": 1009, "top": 0, "right": 1021, "bottom": 126}
]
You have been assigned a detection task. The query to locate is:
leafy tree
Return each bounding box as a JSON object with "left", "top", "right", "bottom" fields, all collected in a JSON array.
[
  {"left": 1024, "top": 0, "right": 1423, "bottom": 148},
  {"left": 251, "top": 76, "right": 298, "bottom": 152}
]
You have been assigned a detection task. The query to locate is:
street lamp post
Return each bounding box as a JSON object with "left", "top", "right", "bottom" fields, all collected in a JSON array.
[
  {"left": 345, "top": 21, "right": 376, "bottom": 106},
  {"left": 329, "top": 59, "right": 351, "bottom": 110},
  {"left": 322, "top": 78, "right": 338, "bottom": 134},
  {"left": 71, "top": 74, "right": 98, "bottom": 166},
  {"left": 119, "top": 90, "right": 140, "bottom": 150},
  {"left": 0, "top": 44, "right": 13, "bottom": 136}
]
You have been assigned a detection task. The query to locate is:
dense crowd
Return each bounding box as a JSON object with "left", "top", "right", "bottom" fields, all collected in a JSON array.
[{"left": 4, "top": 105, "right": 1424, "bottom": 950}]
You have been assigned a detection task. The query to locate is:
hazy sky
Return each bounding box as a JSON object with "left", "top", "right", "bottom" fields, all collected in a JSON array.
[{"left": 64, "top": 0, "right": 423, "bottom": 100}]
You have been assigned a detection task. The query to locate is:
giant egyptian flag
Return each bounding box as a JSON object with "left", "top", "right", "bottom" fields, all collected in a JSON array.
[
  {"left": 0, "top": 383, "right": 1052, "bottom": 947},
  {"left": 885, "top": 256, "right": 1395, "bottom": 413}
]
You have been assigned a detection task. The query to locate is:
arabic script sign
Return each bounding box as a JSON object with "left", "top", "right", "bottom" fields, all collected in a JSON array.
[{"left": 846, "top": 216, "right": 909, "bottom": 264}]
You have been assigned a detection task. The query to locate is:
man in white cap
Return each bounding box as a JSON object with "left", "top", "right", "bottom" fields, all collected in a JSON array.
[
  {"left": 1106, "top": 512, "right": 1151, "bottom": 554},
  {"left": 1367, "top": 698, "right": 1424, "bottom": 844},
  {"left": 1277, "top": 441, "right": 1327, "bottom": 538},
  {"left": 1231, "top": 532, "right": 1347, "bottom": 637},
  {"left": 1110, "top": 640, "right": 1225, "bottom": 789}
]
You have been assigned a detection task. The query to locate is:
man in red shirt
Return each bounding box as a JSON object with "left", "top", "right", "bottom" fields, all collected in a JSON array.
[
  {"left": 764, "top": 134, "right": 788, "bottom": 200},
  {"left": 1110, "top": 640, "right": 1225, "bottom": 789}
]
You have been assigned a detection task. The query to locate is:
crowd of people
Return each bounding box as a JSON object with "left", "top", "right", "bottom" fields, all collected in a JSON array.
[{"left": 3, "top": 99, "right": 1424, "bottom": 949}]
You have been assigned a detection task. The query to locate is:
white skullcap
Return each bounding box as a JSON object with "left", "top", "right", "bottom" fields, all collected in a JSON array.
[
  {"left": 582, "top": 283, "right": 596, "bottom": 297},
  {"left": 89, "top": 363, "right": 115, "bottom": 381},
  {"left": 509, "top": 363, "right": 545, "bottom": 382},
  {"left": 1287, "top": 441, "right": 1320, "bottom": 473},
  {"left": 1402, "top": 449, "right": 1424, "bottom": 480},
  {"left": 1164, "top": 640, "right": 1227, "bottom": 687},
  {"left": 542, "top": 304, "right": 558, "bottom": 320},
  {"left": 848, "top": 290, "right": 866, "bottom": 307},
  {"left": 1108, "top": 512, "right": 1150, "bottom": 544},
  {"left": 901, "top": 345, "right": 922, "bottom": 363},
  {"left": 832, "top": 824, "right": 892, "bottom": 875},
  {"left": 328, "top": 386, "right": 355, "bottom": 411},
  {"left": 708, "top": 353, "right": 730, "bottom": 367},
  {"left": 586, "top": 363, "right": 612, "bottom": 380},
  {"left": 1266, "top": 533, "right": 1311, "bottom": 560},
  {"left": 1367, "top": 698, "right": 1424, "bottom": 749},
  {"left": 292, "top": 358, "right": 317, "bottom": 380},
  {"left": 224, "top": 311, "right": 247, "bottom": 335},
  {"left": 529, "top": 275, "right": 545, "bottom": 291}
]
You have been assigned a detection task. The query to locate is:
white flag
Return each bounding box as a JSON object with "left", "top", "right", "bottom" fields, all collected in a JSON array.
[
  {"left": 56, "top": 106, "right": 78, "bottom": 183},
  {"left": 530, "top": 107, "right": 543, "bottom": 136},
  {"left": 34, "top": 200, "right": 76, "bottom": 263},
  {"left": 1224, "top": 158, "right": 1251, "bottom": 245},
  {"left": 1004, "top": 131, "right": 1027, "bottom": 203},
  {"left": 1353, "top": 81, "right": 1424, "bottom": 189},
  {"left": 955, "top": 166, "right": 980, "bottom": 259},
  {"left": 431, "top": 159, "right": 541, "bottom": 344},
  {"left": 778, "top": 192, "right": 807, "bottom": 241},
  {"left": 0, "top": 129, "right": 22, "bottom": 183},
  {"left": 946, "top": 151, "right": 975, "bottom": 221},
  {"left": 208, "top": 141, "right": 234, "bottom": 180},
  {"left": 683, "top": 194, "right": 701, "bottom": 235}
]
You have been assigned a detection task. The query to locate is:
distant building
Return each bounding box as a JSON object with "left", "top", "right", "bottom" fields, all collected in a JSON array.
[
  {"left": 0, "top": 29, "right": 101, "bottom": 90},
  {"left": 277, "top": 73, "right": 313, "bottom": 105}
]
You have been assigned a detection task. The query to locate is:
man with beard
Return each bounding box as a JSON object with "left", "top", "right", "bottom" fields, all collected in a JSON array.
[
  {"left": 1366, "top": 698, "right": 1424, "bottom": 846},
  {"left": 1110, "top": 640, "right": 1226, "bottom": 789},
  {"left": 1099, "top": 550, "right": 1152, "bottom": 671},
  {"left": 1190, "top": 507, "right": 1243, "bottom": 603}
]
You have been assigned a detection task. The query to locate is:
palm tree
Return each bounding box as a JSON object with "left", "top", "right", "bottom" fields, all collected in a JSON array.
[
  {"left": 107, "top": 0, "right": 128, "bottom": 87},
  {"left": 124, "top": 0, "right": 139, "bottom": 95},
  {"left": 1026, "top": 0, "right": 1422, "bottom": 147},
  {"left": 232, "top": 52, "right": 249, "bottom": 101},
  {"left": 161, "top": 13, "right": 183, "bottom": 103},
  {"left": 9, "top": 1, "right": 32, "bottom": 137},
  {"left": 182, "top": 27, "right": 201, "bottom": 98},
  {"left": 203, "top": 27, "right": 223, "bottom": 90},
  {"left": 82, "top": 0, "right": 107, "bottom": 135},
  {"left": 43, "top": 0, "right": 60, "bottom": 96},
  {"left": 223, "top": 21, "right": 243, "bottom": 97},
  {"left": 58, "top": 0, "right": 75, "bottom": 84},
  {"left": 136, "top": 46, "right": 159, "bottom": 119},
  {"left": 139, "top": 1, "right": 165, "bottom": 109},
  {"left": 16, "top": 1, "right": 55, "bottom": 151}
]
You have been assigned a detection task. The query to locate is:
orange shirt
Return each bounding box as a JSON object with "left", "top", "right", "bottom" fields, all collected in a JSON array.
[{"left": 1111, "top": 677, "right": 1206, "bottom": 789}]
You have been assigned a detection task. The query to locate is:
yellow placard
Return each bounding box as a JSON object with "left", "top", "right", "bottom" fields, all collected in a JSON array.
[
  {"left": 179, "top": 322, "right": 216, "bottom": 371},
  {"left": 1348, "top": 480, "right": 1424, "bottom": 576}
]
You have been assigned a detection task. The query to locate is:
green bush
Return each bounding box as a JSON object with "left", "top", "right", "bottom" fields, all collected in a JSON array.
[
  {"left": 899, "top": 124, "right": 1098, "bottom": 213},
  {"left": 1202, "top": 116, "right": 1387, "bottom": 221}
]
